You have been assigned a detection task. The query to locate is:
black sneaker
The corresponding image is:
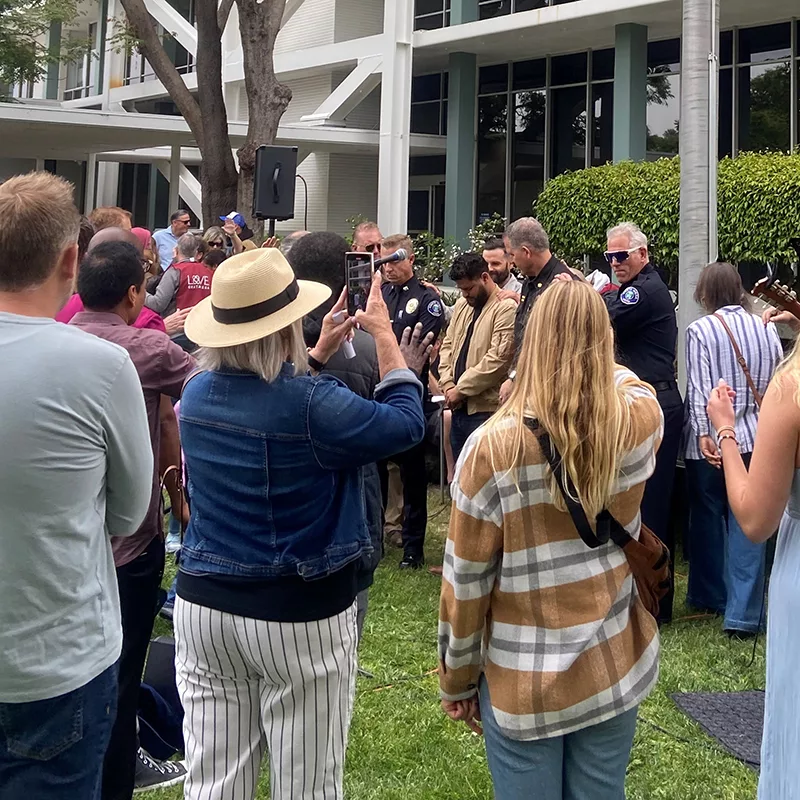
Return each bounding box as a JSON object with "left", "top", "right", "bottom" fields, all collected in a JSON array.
[
  {"left": 133, "top": 748, "right": 187, "bottom": 794},
  {"left": 399, "top": 554, "right": 424, "bottom": 570}
]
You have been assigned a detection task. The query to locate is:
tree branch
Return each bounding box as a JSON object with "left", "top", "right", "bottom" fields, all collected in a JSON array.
[
  {"left": 117, "top": 0, "right": 204, "bottom": 148},
  {"left": 217, "top": 0, "right": 235, "bottom": 33}
]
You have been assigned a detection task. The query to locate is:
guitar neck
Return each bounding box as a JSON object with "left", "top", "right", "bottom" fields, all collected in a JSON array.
[{"left": 752, "top": 279, "right": 800, "bottom": 319}]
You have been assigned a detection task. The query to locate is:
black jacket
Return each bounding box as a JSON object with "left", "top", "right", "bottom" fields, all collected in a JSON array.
[{"left": 303, "top": 314, "right": 383, "bottom": 589}]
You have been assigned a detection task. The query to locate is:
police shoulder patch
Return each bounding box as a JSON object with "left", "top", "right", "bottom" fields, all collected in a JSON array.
[
  {"left": 427, "top": 300, "right": 442, "bottom": 317},
  {"left": 620, "top": 286, "right": 640, "bottom": 306}
]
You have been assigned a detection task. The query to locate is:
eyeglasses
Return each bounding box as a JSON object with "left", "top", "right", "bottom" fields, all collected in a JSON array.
[
  {"left": 365, "top": 242, "right": 380, "bottom": 253},
  {"left": 176, "top": 218, "right": 191, "bottom": 226},
  {"left": 603, "top": 247, "right": 640, "bottom": 265},
  {"left": 209, "top": 241, "right": 224, "bottom": 248}
]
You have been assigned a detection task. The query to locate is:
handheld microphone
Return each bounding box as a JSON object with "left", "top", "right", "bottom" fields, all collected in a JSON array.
[
  {"left": 332, "top": 310, "right": 357, "bottom": 359},
  {"left": 373, "top": 249, "right": 408, "bottom": 270}
]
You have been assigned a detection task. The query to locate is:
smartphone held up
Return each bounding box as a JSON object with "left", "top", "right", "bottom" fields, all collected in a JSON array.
[{"left": 345, "top": 251, "right": 374, "bottom": 316}]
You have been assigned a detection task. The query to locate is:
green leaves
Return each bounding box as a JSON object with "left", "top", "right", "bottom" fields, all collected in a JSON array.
[{"left": 535, "top": 152, "right": 800, "bottom": 272}]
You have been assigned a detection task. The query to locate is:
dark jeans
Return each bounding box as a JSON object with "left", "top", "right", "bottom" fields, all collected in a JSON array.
[
  {"left": 685, "top": 454, "right": 766, "bottom": 631},
  {"left": 450, "top": 409, "right": 493, "bottom": 465},
  {"left": 102, "top": 539, "right": 165, "bottom": 800},
  {"left": 640, "top": 389, "right": 683, "bottom": 624},
  {"left": 380, "top": 440, "right": 428, "bottom": 560},
  {"left": 0, "top": 662, "right": 119, "bottom": 800}
]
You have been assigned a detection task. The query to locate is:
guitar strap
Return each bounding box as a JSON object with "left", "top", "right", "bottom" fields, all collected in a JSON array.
[{"left": 712, "top": 314, "right": 763, "bottom": 409}]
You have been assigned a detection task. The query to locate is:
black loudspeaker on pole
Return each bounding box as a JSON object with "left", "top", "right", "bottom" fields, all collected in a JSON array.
[{"left": 253, "top": 145, "right": 298, "bottom": 236}]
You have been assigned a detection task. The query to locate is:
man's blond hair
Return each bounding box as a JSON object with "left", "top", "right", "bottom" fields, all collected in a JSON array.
[
  {"left": 89, "top": 206, "right": 132, "bottom": 232},
  {"left": 380, "top": 234, "right": 414, "bottom": 257},
  {"left": 0, "top": 172, "right": 80, "bottom": 291}
]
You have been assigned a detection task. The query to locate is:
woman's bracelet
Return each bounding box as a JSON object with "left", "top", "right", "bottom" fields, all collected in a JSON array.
[
  {"left": 718, "top": 432, "right": 739, "bottom": 447},
  {"left": 716, "top": 426, "right": 736, "bottom": 437}
]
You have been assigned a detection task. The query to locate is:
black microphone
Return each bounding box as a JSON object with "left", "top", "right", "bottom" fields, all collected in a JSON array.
[{"left": 373, "top": 248, "right": 408, "bottom": 270}]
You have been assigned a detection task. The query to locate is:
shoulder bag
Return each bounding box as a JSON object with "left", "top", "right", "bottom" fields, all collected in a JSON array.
[{"left": 523, "top": 419, "right": 670, "bottom": 618}]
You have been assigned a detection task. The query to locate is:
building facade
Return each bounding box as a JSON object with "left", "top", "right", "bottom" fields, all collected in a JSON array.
[{"left": 0, "top": 0, "right": 795, "bottom": 240}]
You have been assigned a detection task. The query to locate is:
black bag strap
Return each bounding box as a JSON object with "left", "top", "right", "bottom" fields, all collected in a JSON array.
[{"left": 523, "top": 419, "right": 632, "bottom": 550}]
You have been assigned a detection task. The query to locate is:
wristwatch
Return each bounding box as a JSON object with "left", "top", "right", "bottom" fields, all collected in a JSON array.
[
  {"left": 508, "top": 369, "right": 517, "bottom": 381},
  {"left": 307, "top": 350, "right": 327, "bottom": 372}
]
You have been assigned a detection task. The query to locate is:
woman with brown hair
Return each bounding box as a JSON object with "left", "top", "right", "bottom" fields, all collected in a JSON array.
[
  {"left": 684, "top": 261, "right": 782, "bottom": 636},
  {"left": 438, "top": 279, "right": 663, "bottom": 799}
]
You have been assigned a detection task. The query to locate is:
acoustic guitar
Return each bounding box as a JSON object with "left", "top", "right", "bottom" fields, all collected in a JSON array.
[{"left": 751, "top": 240, "right": 800, "bottom": 320}]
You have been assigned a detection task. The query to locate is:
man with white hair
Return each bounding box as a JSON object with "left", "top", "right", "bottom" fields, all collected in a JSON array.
[{"left": 603, "top": 221, "right": 680, "bottom": 625}]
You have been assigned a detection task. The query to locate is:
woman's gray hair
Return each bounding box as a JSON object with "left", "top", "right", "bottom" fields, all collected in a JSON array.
[
  {"left": 607, "top": 222, "right": 648, "bottom": 250},
  {"left": 196, "top": 319, "right": 309, "bottom": 383},
  {"left": 504, "top": 217, "right": 550, "bottom": 252}
]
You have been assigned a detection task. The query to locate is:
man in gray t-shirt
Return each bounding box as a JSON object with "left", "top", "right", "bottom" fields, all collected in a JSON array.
[{"left": 0, "top": 173, "right": 153, "bottom": 798}]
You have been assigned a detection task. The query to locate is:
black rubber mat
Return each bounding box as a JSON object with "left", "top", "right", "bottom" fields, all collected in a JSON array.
[{"left": 671, "top": 691, "right": 764, "bottom": 769}]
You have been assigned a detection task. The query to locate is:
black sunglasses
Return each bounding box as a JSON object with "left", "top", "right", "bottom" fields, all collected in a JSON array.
[{"left": 209, "top": 241, "right": 224, "bottom": 248}]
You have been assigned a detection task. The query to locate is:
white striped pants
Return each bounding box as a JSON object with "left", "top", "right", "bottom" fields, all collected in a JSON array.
[{"left": 174, "top": 597, "right": 358, "bottom": 800}]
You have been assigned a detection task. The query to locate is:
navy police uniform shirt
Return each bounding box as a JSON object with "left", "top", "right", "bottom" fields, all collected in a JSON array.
[
  {"left": 381, "top": 275, "right": 444, "bottom": 347},
  {"left": 603, "top": 263, "right": 677, "bottom": 386}
]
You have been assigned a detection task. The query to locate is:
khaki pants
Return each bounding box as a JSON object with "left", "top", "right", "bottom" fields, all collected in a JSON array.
[{"left": 384, "top": 461, "right": 404, "bottom": 534}]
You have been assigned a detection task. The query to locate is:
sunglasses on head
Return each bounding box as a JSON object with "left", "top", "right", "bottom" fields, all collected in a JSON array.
[{"left": 603, "top": 247, "right": 640, "bottom": 265}]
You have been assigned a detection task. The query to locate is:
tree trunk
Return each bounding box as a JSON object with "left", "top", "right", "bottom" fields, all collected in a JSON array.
[
  {"left": 194, "top": 0, "right": 238, "bottom": 222},
  {"left": 117, "top": 0, "right": 237, "bottom": 225},
  {"left": 235, "top": 0, "right": 292, "bottom": 228}
]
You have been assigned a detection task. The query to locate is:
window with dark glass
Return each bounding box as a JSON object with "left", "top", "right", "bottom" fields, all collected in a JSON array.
[
  {"left": 738, "top": 62, "right": 791, "bottom": 152},
  {"left": 512, "top": 90, "right": 546, "bottom": 218},
  {"left": 550, "top": 86, "right": 586, "bottom": 177},
  {"left": 592, "top": 49, "right": 615, "bottom": 82},
  {"left": 410, "top": 73, "right": 447, "bottom": 135},
  {"left": 479, "top": 64, "right": 509, "bottom": 95},
  {"left": 551, "top": 52, "right": 588, "bottom": 86},
  {"left": 720, "top": 30, "right": 733, "bottom": 67},
  {"left": 719, "top": 68, "right": 733, "bottom": 158},
  {"left": 408, "top": 190, "right": 431, "bottom": 234},
  {"left": 738, "top": 23, "right": 791, "bottom": 64},
  {"left": 513, "top": 59, "right": 546, "bottom": 91},
  {"left": 513, "top": 0, "right": 548, "bottom": 11},
  {"left": 591, "top": 83, "right": 614, "bottom": 167},
  {"left": 479, "top": 0, "right": 511, "bottom": 20},
  {"left": 648, "top": 39, "right": 680, "bottom": 73},
  {"left": 476, "top": 95, "right": 508, "bottom": 221},
  {"left": 414, "top": 0, "right": 449, "bottom": 30}
]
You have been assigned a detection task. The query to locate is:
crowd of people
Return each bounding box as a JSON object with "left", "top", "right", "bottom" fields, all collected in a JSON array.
[{"left": 0, "top": 169, "right": 798, "bottom": 800}]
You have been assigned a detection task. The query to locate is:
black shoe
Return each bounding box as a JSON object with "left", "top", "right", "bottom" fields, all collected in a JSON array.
[
  {"left": 133, "top": 748, "right": 187, "bottom": 794},
  {"left": 725, "top": 628, "right": 758, "bottom": 641},
  {"left": 399, "top": 554, "right": 424, "bottom": 570}
]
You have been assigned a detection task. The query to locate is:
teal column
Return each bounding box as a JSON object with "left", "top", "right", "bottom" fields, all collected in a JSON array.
[
  {"left": 449, "top": 0, "right": 478, "bottom": 25},
  {"left": 45, "top": 21, "right": 62, "bottom": 100},
  {"left": 444, "top": 51, "right": 477, "bottom": 260},
  {"left": 613, "top": 23, "right": 648, "bottom": 162}
]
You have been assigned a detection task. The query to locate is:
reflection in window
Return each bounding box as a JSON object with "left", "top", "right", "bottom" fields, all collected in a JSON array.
[
  {"left": 738, "top": 62, "right": 791, "bottom": 152},
  {"left": 647, "top": 72, "right": 680, "bottom": 157},
  {"left": 512, "top": 90, "right": 546, "bottom": 218},
  {"left": 476, "top": 95, "right": 508, "bottom": 220},
  {"left": 738, "top": 23, "right": 791, "bottom": 64},
  {"left": 479, "top": 0, "right": 511, "bottom": 19},
  {"left": 592, "top": 83, "right": 614, "bottom": 166},
  {"left": 550, "top": 86, "right": 586, "bottom": 178}
]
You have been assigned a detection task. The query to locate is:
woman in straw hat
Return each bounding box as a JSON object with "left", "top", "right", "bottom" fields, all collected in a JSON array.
[{"left": 175, "top": 248, "right": 427, "bottom": 800}]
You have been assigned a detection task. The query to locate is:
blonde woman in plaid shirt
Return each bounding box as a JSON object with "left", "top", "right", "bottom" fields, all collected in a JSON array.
[{"left": 438, "top": 280, "right": 663, "bottom": 800}]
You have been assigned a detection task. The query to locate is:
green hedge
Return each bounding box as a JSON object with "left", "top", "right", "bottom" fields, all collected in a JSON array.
[{"left": 534, "top": 152, "right": 800, "bottom": 270}]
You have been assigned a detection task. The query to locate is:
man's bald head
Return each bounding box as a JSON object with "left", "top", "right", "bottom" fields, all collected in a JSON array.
[{"left": 87, "top": 227, "right": 143, "bottom": 255}]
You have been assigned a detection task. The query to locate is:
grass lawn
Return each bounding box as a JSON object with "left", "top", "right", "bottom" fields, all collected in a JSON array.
[{"left": 149, "top": 490, "right": 763, "bottom": 799}]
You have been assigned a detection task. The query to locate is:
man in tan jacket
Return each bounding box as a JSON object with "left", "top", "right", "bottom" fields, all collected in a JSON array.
[{"left": 439, "top": 252, "right": 517, "bottom": 463}]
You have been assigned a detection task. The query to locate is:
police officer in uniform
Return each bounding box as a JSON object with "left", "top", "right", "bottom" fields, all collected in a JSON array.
[
  {"left": 499, "top": 217, "right": 575, "bottom": 404},
  {"left": 379, "top": 234, "right": 444, "bottom": 569},
  {"left": 603, "top": 222, "right": 681, "bottom": 624}
]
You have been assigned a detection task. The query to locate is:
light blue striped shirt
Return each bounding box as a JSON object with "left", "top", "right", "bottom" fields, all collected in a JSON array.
[{"left": 684, "top": 305, "right": 783, "bottom": 460}]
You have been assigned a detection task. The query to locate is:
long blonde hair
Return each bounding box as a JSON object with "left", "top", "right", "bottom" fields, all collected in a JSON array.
[
  {"left": 772, "top": 335, "right": 800, "bottom": 407},
  {"left": 484, "top": 280, "right": 635, "bottom": 519}
]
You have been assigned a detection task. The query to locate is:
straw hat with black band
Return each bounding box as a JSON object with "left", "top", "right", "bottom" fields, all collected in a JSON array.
[{"left": 184, "top": 248, "right": 331, "bottom": 348}]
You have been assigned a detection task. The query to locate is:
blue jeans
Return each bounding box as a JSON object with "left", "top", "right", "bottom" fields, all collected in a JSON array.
[
  {"left": 480, "top": 677, "right": 638, "bottom": 800},
  {"left": 686, "top": 456, "right": 766, "bottom": 632},
  {"left": 450, "top": 409, "right": 493, "bottom": 465},
  {"left": 0, "top": 662, "right": 118, "bottom": 800}
]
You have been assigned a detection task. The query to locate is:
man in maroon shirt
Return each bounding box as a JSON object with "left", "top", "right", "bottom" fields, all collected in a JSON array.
[{"left": 71, "top": 240, "right": 196, "bottom": 799}]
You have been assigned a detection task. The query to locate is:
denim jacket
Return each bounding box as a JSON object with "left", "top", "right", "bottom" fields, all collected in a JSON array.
[{"left": 179, "top": 363, "right": 425, "bottom": 580}]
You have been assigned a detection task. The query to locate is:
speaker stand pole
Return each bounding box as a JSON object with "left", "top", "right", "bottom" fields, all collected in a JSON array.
[{"left": 268, "top": 218, "right": 276, "bottom": 238}]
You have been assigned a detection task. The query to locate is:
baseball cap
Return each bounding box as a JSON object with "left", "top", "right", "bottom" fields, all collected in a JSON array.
[{"left": 220, "top": 211, "right": 246, "bottom": 228}]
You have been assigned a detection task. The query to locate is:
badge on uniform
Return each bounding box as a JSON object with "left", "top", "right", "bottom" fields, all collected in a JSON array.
[
  {"left": 405, "top": 298, "right": 419, "bottom": 315},
  {"left": 427, "top": 300, "right": 442, "bottom": 317},
  {"left": 620, "top": 287, "right": 640, "bottom": 306}
]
